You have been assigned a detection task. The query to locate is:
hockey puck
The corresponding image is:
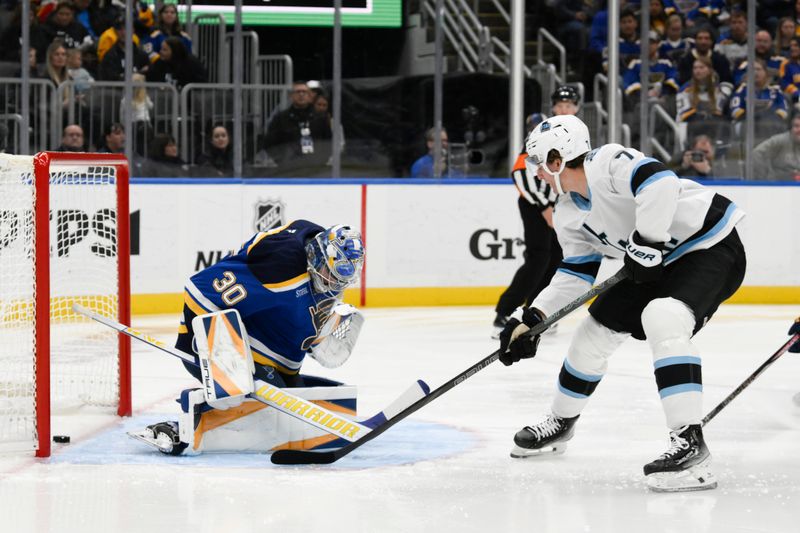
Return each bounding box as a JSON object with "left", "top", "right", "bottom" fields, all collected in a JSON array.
[{"left": 53, "top": 435, "right": 71, "bottom": 444}]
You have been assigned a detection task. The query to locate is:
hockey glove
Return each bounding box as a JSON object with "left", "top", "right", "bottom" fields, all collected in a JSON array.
[
  {"left": 498, "top": 307, "right": 545, "bottom": 366},
  {"left": 789, "top": 318, "right": 800, "bottom": 353},
  {"left": 624, "top": 231, "right": 665, "bottom": 283}
]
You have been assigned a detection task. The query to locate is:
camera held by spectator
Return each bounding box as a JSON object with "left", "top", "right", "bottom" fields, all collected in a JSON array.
[{"left": 677, "top": 135, "right": 715, "bottom": 178}]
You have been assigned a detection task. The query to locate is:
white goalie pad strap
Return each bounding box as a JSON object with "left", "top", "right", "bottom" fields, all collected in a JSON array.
[
  {"left": 309, "top": 304, "right": 364, "bottom": 368},
  {"left": 192, "top": 309, "right": 256, "bottom": 409}
]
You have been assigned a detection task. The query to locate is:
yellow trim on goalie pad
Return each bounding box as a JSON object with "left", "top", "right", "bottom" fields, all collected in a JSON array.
[{"left": 271, "top": 433, "right": 340, "bottom": 452}]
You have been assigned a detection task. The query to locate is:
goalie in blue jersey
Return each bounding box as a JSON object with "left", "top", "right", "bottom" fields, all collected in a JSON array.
[{"left": 130, "top": 220, "right": 366, "bottom": 455}]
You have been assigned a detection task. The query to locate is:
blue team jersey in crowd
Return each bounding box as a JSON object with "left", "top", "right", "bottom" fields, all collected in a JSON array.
[
  {"left": 181, "top": 220, "right": 338, "bottom": 375},
  {"left": 729, "top": 83, "right": 788, "bottom": 120}
]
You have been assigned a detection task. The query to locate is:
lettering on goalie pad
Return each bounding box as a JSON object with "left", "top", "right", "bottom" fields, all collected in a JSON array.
[
  {"left": 309, "top": 304, "right": 364, "bottom": 368},
  {"left": 192, "top": 310, "right": 255, "bottom": 410}
]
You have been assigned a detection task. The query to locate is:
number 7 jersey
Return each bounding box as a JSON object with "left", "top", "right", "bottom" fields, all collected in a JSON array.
[{"left": 531, "top": 143, "right": 745, "bottom": 317}]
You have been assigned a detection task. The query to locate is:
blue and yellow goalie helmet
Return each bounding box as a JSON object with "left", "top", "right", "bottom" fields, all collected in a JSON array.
[{"left": 306, "top": 225, "right": 365, "bottom": 294}]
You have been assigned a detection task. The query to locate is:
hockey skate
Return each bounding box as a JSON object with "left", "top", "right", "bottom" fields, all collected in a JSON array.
[
  {"left": 491, "top": 314, "right": 508, "bottom": 340},
  {"left": 510, "top": 414, "right": 579, "bottom": 458},
  {"left": 128, "top": 421, "right": 188, "bottom": 456},
  {"left": 644, "top": 424, "right": 717, "bottom": 492}
]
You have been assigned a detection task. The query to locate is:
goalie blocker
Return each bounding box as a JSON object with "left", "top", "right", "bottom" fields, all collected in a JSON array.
[{"left": 130, "top": 308, "right": 362, "bottom": 455}]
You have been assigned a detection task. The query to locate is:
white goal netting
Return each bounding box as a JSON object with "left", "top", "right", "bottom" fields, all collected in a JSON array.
[{"left": 0, "top": 153, "right": 125, "bottom": 453}]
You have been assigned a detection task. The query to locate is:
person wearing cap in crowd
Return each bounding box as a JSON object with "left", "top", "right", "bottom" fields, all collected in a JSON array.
[{"left": 491, "top": 86, "right": 579, "bottom": 337}]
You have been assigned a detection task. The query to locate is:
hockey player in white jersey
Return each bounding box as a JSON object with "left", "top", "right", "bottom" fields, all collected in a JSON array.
[{"left": 497, "top": 114, "right": 747, "bottom": 492}]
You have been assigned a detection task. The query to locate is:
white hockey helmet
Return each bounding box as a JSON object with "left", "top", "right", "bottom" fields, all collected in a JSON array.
[{"left": 524, "top": 114, "right": 591, "bottom": 195}]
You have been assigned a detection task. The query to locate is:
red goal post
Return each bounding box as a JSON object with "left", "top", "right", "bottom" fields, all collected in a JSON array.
[{"left": 0, "top": 152, "right": 131, "bottom": 457}]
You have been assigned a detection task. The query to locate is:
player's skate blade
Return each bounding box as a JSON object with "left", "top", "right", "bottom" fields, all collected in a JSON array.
[
  {"left": 644, "top": 424, "right": 717, "bottom": 492},
  {"left": 509, "top": 414, "right": 578, "bottom": 459},
  {"left": 128, "top": 421, "right": 187, "bottom": 456},
  {"left": 646, "top": 456, "right": 717, "bottom": 492}
]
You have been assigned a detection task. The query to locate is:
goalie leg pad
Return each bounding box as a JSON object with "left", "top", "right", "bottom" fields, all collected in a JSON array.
[
  {"left": 641, "top": 297, "right": 703, "bottom": 429},
  {"left": 182, "top": 383, "right": 358, "bottom": 454}
]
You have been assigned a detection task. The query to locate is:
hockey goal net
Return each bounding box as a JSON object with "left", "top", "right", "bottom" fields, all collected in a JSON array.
[{"left": 0, "top": 152, "right": 131, "bottom": 457}]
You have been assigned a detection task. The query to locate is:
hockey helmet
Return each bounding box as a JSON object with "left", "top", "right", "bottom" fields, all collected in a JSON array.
[
  {"left": 524, "top": 114, "right": 591, "bottom": 195},
  {"left": 306, "top": 225, "right": 365, "bottom": 294},
  {"left": 551, "top": 85, "right": 580, "bottom": 106}
]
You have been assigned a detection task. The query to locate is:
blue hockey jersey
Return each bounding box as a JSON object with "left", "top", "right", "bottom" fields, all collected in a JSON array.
[{"left": 180, "top": 220, "right": 340, "bottom": 375}]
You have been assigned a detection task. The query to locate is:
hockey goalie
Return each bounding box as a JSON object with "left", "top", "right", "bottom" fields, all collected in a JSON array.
[{"left": 130, "top": 220, "right": 366, "bottom": 455}]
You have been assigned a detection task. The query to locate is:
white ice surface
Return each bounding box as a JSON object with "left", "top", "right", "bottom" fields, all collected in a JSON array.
[{"left": 1, "top": 305, "right": 799, "bottom": 533}]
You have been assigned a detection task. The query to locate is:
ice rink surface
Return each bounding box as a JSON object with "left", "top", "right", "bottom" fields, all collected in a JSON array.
[{"left": 1, "top": 304, "right": 799, "bottom": 533}]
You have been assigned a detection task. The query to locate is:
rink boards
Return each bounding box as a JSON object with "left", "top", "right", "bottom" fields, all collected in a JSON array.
[{"left": 127, "top": 178, "right": 800, "bottom": 313}]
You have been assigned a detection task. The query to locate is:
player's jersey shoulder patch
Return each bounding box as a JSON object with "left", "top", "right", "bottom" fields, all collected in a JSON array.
[{"left": 585, "top": 148, "right": 600, "bottom": 162}]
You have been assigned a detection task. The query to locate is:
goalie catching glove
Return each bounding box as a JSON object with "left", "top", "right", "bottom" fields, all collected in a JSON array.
[
  {"left": 308, "top": 303, "right": 364, "bottom": 368},
  {"left": 624, "top": 230, "right": 665, "bottom": 283},
  {"left": 498, "top": 307, "right": 545, "bottom": 366}
]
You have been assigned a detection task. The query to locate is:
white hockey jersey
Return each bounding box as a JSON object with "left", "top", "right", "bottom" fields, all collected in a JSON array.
[{"left": 531, "top": 143, "right": 745, "bottom": 317}]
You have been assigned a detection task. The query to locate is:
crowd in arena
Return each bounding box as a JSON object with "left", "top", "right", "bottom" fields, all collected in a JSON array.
[{"left": 3, "top": 1, "right": 800, "bottom": 179}]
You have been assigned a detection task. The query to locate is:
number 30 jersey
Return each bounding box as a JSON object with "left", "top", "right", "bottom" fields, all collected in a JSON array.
[
  {"left": 531, "top": 144, "right": 745, "bottom": 317},
  {"left": 181, "top": 220, "right": 339, "bottom": 375}
]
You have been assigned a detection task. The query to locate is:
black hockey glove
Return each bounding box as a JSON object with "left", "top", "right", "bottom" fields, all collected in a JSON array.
[
  {"left": 789, "top": 318, "right": 800, "bottom": 353},
  {"left": 498, "top": 307, "right": 545, "bottom": 366},
  {"left": 624, "top": 231, "right": 665, "bottom": 283}
]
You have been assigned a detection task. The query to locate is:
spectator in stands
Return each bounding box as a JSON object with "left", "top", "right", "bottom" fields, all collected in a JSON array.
[
  {"left": 624, "top": 30, "right": 680, "bottom": 102},
  {"left": 139, "top": 132, "right": 187, "bottom": 177},
  {"left": 758, "top": 1, "right": 793, "bottom": 36},
  {"left": 72, "top": 0, "right": 97, "bottom": 39},
  {"left": 677, "top": 27, "right": 732, "bottom": 85},
  {"left": 66, "top": 47, "right": 93, "bottom": 95},
  {"left": 262, "top": 81, "right": 332, "bottom": 174},
  {"left": 649, "top": 0, "right": 668, "bottom": 35},
  {"left": 602, "top": 7, "right": 640, "bottom": 74},
  {"left": 781, "top": 37, "right": 800, "bottom": 102},
  {"left": 659, "top": 13, "right": 693, "bottom": 62},
  {"left": 14, "top": 47, "right": 44, "bottom": 78},
  {"left": 40, "top": 2, "right": 92, "bottom": 61},
  {"left": 775, "top": 17, "right": 796, "bottom": 57},
  {"left": 410, "top": 127, "right": 452, "bottom": 178},
  {"left": 752, "top": 113, "right": 800, "bottom": 181},
  {"left": 98, "top": 121, "right": 124, "bottom": 153},
  {"left": 715, "top": 9, "right": 748, "bottom": 69},
  {"left": 97, "top": 15, "right": 141, "bottom": 63},
  {"left": 730, "top": 58, "right": 788, "bottom": 142},
  {"left": 676, "top": 55, "right": 731, "bottom": 142},
  {"left": 733, "top": 30, "right": 788, "bottom": 86},
  {"left": 142, "top": 2, "right": 192, "bottom": 63},
  {"left": 97, "top": 20, "right": 149, "bottom": 81},
  {"left": 553, "top": 0, "right": 591, "bottom": 71},
  {"left": 0, "top": 2, "right": 47, "bottom": 62},
  {"left": 145, "top": 36, "right": 207, "bottom": 89},
  {"left": 196, "top": 124, "right": 234, "bottom": 176},
  {"left": 54, "top": 123, "right": 85, "bottom": 151},
  {"left": 675, "top": 134, "right": 717, "bottom": 178},
  {"left": 45, "top": 40, "right": 71, "bottom": 109},
  {"left": 119, "top": 72, "right": 153, "bottom": 157}
]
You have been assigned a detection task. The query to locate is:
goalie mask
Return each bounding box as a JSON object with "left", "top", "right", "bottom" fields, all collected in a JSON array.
[
  {"left": 524, "top": 114, "right": 591, "bottom": 195},
  {"left": 306, "top": 225, "right": 365, "bottom": 294}
]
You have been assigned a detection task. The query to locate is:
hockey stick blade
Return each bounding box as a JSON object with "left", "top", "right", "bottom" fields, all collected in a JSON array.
[
  {"left": 702, "top": 330, "right": 800, "bottom": 426},
  {"left": 72, "top": 303, "right": 373, "bottom": 442},
  {"left": 270, "top": 267, "right": 630, "bottom": 465}
]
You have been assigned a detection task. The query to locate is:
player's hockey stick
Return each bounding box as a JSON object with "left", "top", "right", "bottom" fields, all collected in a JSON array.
[
  {"left": 701, "top": 328, "right": 800, "bottom": 426},
  {"left": 270, "top": 267, "right": 631, "bottom": 465},
  {"left": 73, "top": 304, "right": 429, "bottom": 443}
]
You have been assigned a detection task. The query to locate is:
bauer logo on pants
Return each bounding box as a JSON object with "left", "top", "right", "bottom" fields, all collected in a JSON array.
[{"left": 254, "top": 199, "right": 286, "bottom": 233}]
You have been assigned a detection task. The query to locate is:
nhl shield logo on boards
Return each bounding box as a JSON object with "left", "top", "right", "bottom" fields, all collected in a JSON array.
[{"left": 254, "top": 199, "right": 286, "bottom": 233}]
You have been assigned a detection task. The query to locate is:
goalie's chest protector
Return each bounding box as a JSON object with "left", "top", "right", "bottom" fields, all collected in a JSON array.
[{"left": 190, "top": 220, "right": 332, "bottom": 372}]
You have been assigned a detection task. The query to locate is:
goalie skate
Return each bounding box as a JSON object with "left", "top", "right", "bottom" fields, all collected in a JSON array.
[
  {"left": 510, "top": 414, "right": 579, "bottom": 458},
  {"left": 644, "top": 424, "right": 717, "bottom": 492},
  {"left": 128, "top": 421, "right": 188, "bottom": 456}
]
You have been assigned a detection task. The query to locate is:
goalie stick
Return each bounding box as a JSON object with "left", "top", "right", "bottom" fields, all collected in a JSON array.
[
  {"left": 702, "top": 328, "right": 800, "bottom": 426},
  {"left": 270, "top": 267, "right": 631, "bottom": 465},
  {"left": 73, "top": 304, "right": 429, "bottom": 443}
]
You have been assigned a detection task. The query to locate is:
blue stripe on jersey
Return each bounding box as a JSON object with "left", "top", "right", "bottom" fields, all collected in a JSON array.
[
  {"left": 563, "top": 254, "right": 604, "bottom": 264},
  {"left": 564, "top": 358, "right": 603, "bottom": 382},
  {"left": 653, "top": 356, "right": 702, "bottom": 370},
  {"left": 665, "top": 202, "right": 738, "bottom": 263},
  {"left": 634, "top": 169, "right": 675, "bottom": 196},
  {"left": 569, "top": 191, "right": 592, "bottom": 211},
  {"left": 658, "top": 383, "right": 703, "bottom": 399},
  {"left": 556, "top": 268, "right": 595, "bottom": 284},
  {"left": 558, "top": 383, "right": 591, "bottom": 399}
]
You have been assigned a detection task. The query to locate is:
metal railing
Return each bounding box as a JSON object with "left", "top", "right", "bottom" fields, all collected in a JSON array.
[
  {"left": 0, "top": 113, "right": 23, "bottom": 153},
  {"left": 649, "top": 103, "right": 684, "bottom": 163},
  {"left": 422, "top": 0, "right": 492, "bottom": 72},
  {"left": 537, "top": 28, "right": 566, "bottom": 84},
  {"left": 0, "top": 78, "right": 58, "bottom": 153},
  {"left": 223, "top": 31, "right": 260, "bottom": 84},
  {"left": 191, "top": 13, "right": 227, "bottom": 83}
]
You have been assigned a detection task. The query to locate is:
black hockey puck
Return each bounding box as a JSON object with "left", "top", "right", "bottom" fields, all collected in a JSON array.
[{"left": 53, "top": 435, "right": 71, "bottom": 443}]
